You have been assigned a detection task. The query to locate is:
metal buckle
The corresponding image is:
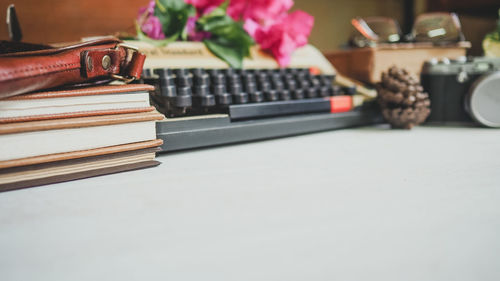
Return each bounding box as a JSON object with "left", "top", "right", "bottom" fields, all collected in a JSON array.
[
  {"left": 115, "top": 42, "right": 139, "bottom": 52},
  {"left": 112, "top": 43, "right": 140, "bottom": 83},
  {"left": 111, "top": 74, "right": 136, "bottom": 83}
]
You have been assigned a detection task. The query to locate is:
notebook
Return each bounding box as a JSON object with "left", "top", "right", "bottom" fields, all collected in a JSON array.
[
  {"left": 0, "top": 111, "right": 164, "bottom": 161},
  {"left": 0, "top": 84, "right": 155, "bottom": 123}
]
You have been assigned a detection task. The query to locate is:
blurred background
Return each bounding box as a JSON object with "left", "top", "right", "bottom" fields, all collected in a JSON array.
[{"left": 0, "top": 0, "right": 498, "bottom": 55}]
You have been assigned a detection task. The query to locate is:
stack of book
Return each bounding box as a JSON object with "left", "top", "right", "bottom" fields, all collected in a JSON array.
[{"left": 0, "top": 84, "right": 164, "bottom": 191}]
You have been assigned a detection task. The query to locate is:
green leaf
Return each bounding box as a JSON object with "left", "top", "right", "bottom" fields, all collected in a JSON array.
[
  {"left": 198, "top": 0, "right": 229, "bottom": 24},
  {"left": 204, "top": 39, "right": 244, "bottom": 68},
  {"left": 154, "top": 0, "right": 194, "bottom": 38},
  {"left": 135, "top": 22, "right": 178, "bottom": 46},
  {"left": 195, "top": 0, "right": 254, "bottom": 67},
  {"left": 156, "top": 0, "right": 186, "bottom": 12}
]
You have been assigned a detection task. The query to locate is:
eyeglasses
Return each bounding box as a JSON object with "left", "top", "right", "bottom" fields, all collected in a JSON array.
[{"left": 350, "top": 13, "right": 465, "bottom": 47}]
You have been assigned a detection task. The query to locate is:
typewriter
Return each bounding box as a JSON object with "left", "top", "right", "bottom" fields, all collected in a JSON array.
[{"left": 127, "top": 41, "right": 382, "bottom": 152}]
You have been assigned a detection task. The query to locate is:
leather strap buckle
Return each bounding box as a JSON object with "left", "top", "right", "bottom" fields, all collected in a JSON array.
[{"left": 111, "top": 43, "right": 145, "bottom": 83}]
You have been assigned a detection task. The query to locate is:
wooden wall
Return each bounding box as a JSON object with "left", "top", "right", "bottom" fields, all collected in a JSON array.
[
  {"left": 427, "top": 0, "right": 500, "bottom": 17},
  {"left": 0, "top": 0, "right": 496, "bottom": 55},
  {"left": 293, "top": 0, "right": 406, "bottom": 51},
  {"left": 0, "top": 0, "right": 406, "bottom": 51},
  {"left": 0, "top": 0, "right": 148, "bottom": 43}
]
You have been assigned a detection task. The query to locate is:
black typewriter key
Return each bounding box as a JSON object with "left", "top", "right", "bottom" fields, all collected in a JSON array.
[
  {"left": 228, "top": 83, "right": 242, "bottom": 94},
  {"left": 249, "top": 91, "right": 264, "bottom": 103},
  {"left": 321, "top": 75, "right": 334, "bottom": 86},
  {"left": 265, "top": 90, "right": 279, "bottom": 101},
  {"left": 332, "top": 85, "right": 342, "bottom": 96},
  {"left": 270, "top": 72, "right": 281, "bottom": 81},
  {"left": 294, "top": 69, "right": 308, "bottom": 77},
  {"left": 294, "top": 72, "right": 306, "bottom": 84},
  {"left": 212, "top": 84, "right": 230, "bottom": 100},
  {"left": 276, "top": 68, "right": 287, "bottom": 76},
  {"left": 176, "top": 75, "right": 192, "bottom": 87},
  {"left": 189, "top": 68, "right": 205, "bottom": 76},
  {"left": 244, "top": 82, "right": 257, "bottom": 94},
  {"left": 175, "top": 87, "right": 192, "bottom": 107},
  {"left": 301, "top": 68, "right": 311, "bottom": 75},
  {"left": 193, "top": 85, "right": 216, "bottom": 107},
  {"left": 229, "top": 84, "right": 248, "bottom": 104},
  {"left": 342, "top": 85, "right": 357, "bottom": 95},
  {"left": 297, "top": 79, "right": 310, "bottom": 89},
  {"left": 283, "top": 73, "right": 294, "bottom": 81},
  {"left": 318, "top": 86, "right": 330, "bottom": 97},
  {"left": 216, "top": 93, "right": 232, "bottom": 106},
  {"left": 292, "top": 89, "right": 305, "bottom": 99},
  {"left": 235, "top": 69, "right": 247, "bottom": 75},
  {"left": 212, "top": 84, "right": 226, "bottom": 96},
  {"left": 309, "top": 76, "right": 321, "bottom": 88},
  {"left": 142, "top": 68, "right": 153, "bottom": 78},
  {"left": 258, "top": 81, "right": 271, "bottom": 92},
  {"left": 327, "top": 86, "right": 334, "bottom": 96},
  {"left": 161, "top": 85, "right": 177, "bottom": 98},
  {"left": 159, "top": 75, "right": 175, "bottom": 89},
  {"left": 193, "top": 84, "right": 209, "bottom": 96},
  {"left": 194, "top": 73, "right": 210, "bottom": 86},
  {"left": 272, "top": 80, "right": 284, "bottom": 91},
  {"left": 256, "top": 72, "right": 269, "bottom": 84},
  {"left": 207, "top": 69, "right": 220, "bottom": 76},
  {"left": 232, "top": 94, "right": 248, "bottom": 104},
  {"left": 284, "top": 79, "right": 296, "bottom": 90},
  {"left": 227, "top": 73, "right": 240, "bottom": 86},
  {"left": 199, "top": 95, "right": 216, "bottom": 107},
  {"left": 211, "top": 73, "right": 226, "bottom": 85},
  {"left": 153, "top": 68, "right": 172, "bottom": 78},
  {"left": 305, "top": 87, "right": 317, "bottom": 98},
  {"left": 173, "top": 68, "right": 189, "bottom": 77},
  {"left": 242, "top": 73, "right": 255, "bottom": 85},
  {"left": 222, "top": 68, "right": 235, "bottom": 76},
  {"left": 279, "top": 90, "right": 291, "bottom": 101},
  {"left": 265, "top": 69, "right": 276, "bottom": 75}
]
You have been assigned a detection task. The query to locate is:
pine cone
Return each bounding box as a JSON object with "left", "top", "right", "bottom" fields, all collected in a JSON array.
[{"left": 377, "top": 66, "right": 431, "bottom": 129}]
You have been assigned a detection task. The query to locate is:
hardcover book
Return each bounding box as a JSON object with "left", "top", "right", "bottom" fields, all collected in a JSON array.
[
  {"left": 324, "top": 42, "right": 470, "bottom": 84},
  {"left": 0, "top": 145, "right": 162, "bottom": 191},
  {"left": 0, "top": 84, "right": 155, "bottom": 123},
  {"left": 0, "top": 111, "right": 164, "bottom": 161}
]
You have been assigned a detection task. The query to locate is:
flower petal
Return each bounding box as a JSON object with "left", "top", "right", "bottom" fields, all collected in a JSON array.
[
  {"left": 247, "top": 9, "right": 314, "bottom": 67},
  {"left": 142, "top": 16, "right": 165, "bottom": 40}
]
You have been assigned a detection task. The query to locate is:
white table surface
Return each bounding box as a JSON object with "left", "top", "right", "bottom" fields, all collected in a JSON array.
[{"left": 1, "top": 125, "right": 500, "bottom": 281}]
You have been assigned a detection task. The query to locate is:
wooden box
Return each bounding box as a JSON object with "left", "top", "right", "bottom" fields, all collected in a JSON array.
[{"left": 324, "top": 42, "right": 470, "bottom": 84}]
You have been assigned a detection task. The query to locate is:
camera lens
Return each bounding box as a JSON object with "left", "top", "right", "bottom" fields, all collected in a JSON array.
[{"left": 465, "top": 71, "right": 500, "bottom": 128}]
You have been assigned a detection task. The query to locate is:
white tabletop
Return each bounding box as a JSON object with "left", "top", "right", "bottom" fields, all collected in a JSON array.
[{"left": 1, "top": 125, "right": 500, "bottom": 281}]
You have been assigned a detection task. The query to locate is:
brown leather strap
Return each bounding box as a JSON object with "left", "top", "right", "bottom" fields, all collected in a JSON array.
[
  {"left": 83, "top": 48, "right": 123, "bottom": 78},
  {"left": 0, "top": 38, "right": 146, "bottom": 99},
  {"left": 127, "top": 51, "right": 147, "bottom": 80},
  {"left": 82, "top": 45, "right": 146, "bottom": 81}
]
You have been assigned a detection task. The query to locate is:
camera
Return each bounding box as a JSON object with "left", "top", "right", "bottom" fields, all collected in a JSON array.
[{"left": 420, "top": 57, "right": 500, "bottom": 127}]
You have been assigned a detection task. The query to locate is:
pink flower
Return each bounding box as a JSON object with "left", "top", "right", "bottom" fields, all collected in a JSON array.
[
  {"left": 228, "top": 0, "right": 313, "bottom": 66},
  {"left": 137, "top": 0, "right": 165, "bottom": 39},
  {"left": 138, "top": 0, "right": 155, "bottom": 17},
  {"left": 186, "top": 16, "right": 212, "bottom": 41},
  {"left": 186, "top": 0, "right": 293, "bottom": 24},
  {"left": 248, "top": 10, "right": 314, "bottom": 66},
  {"left": 229, "top": 0, "right": 293, "bottom": 24},
  {"left": 142, "top": 16, "right": 165, "bottom": 39}
]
